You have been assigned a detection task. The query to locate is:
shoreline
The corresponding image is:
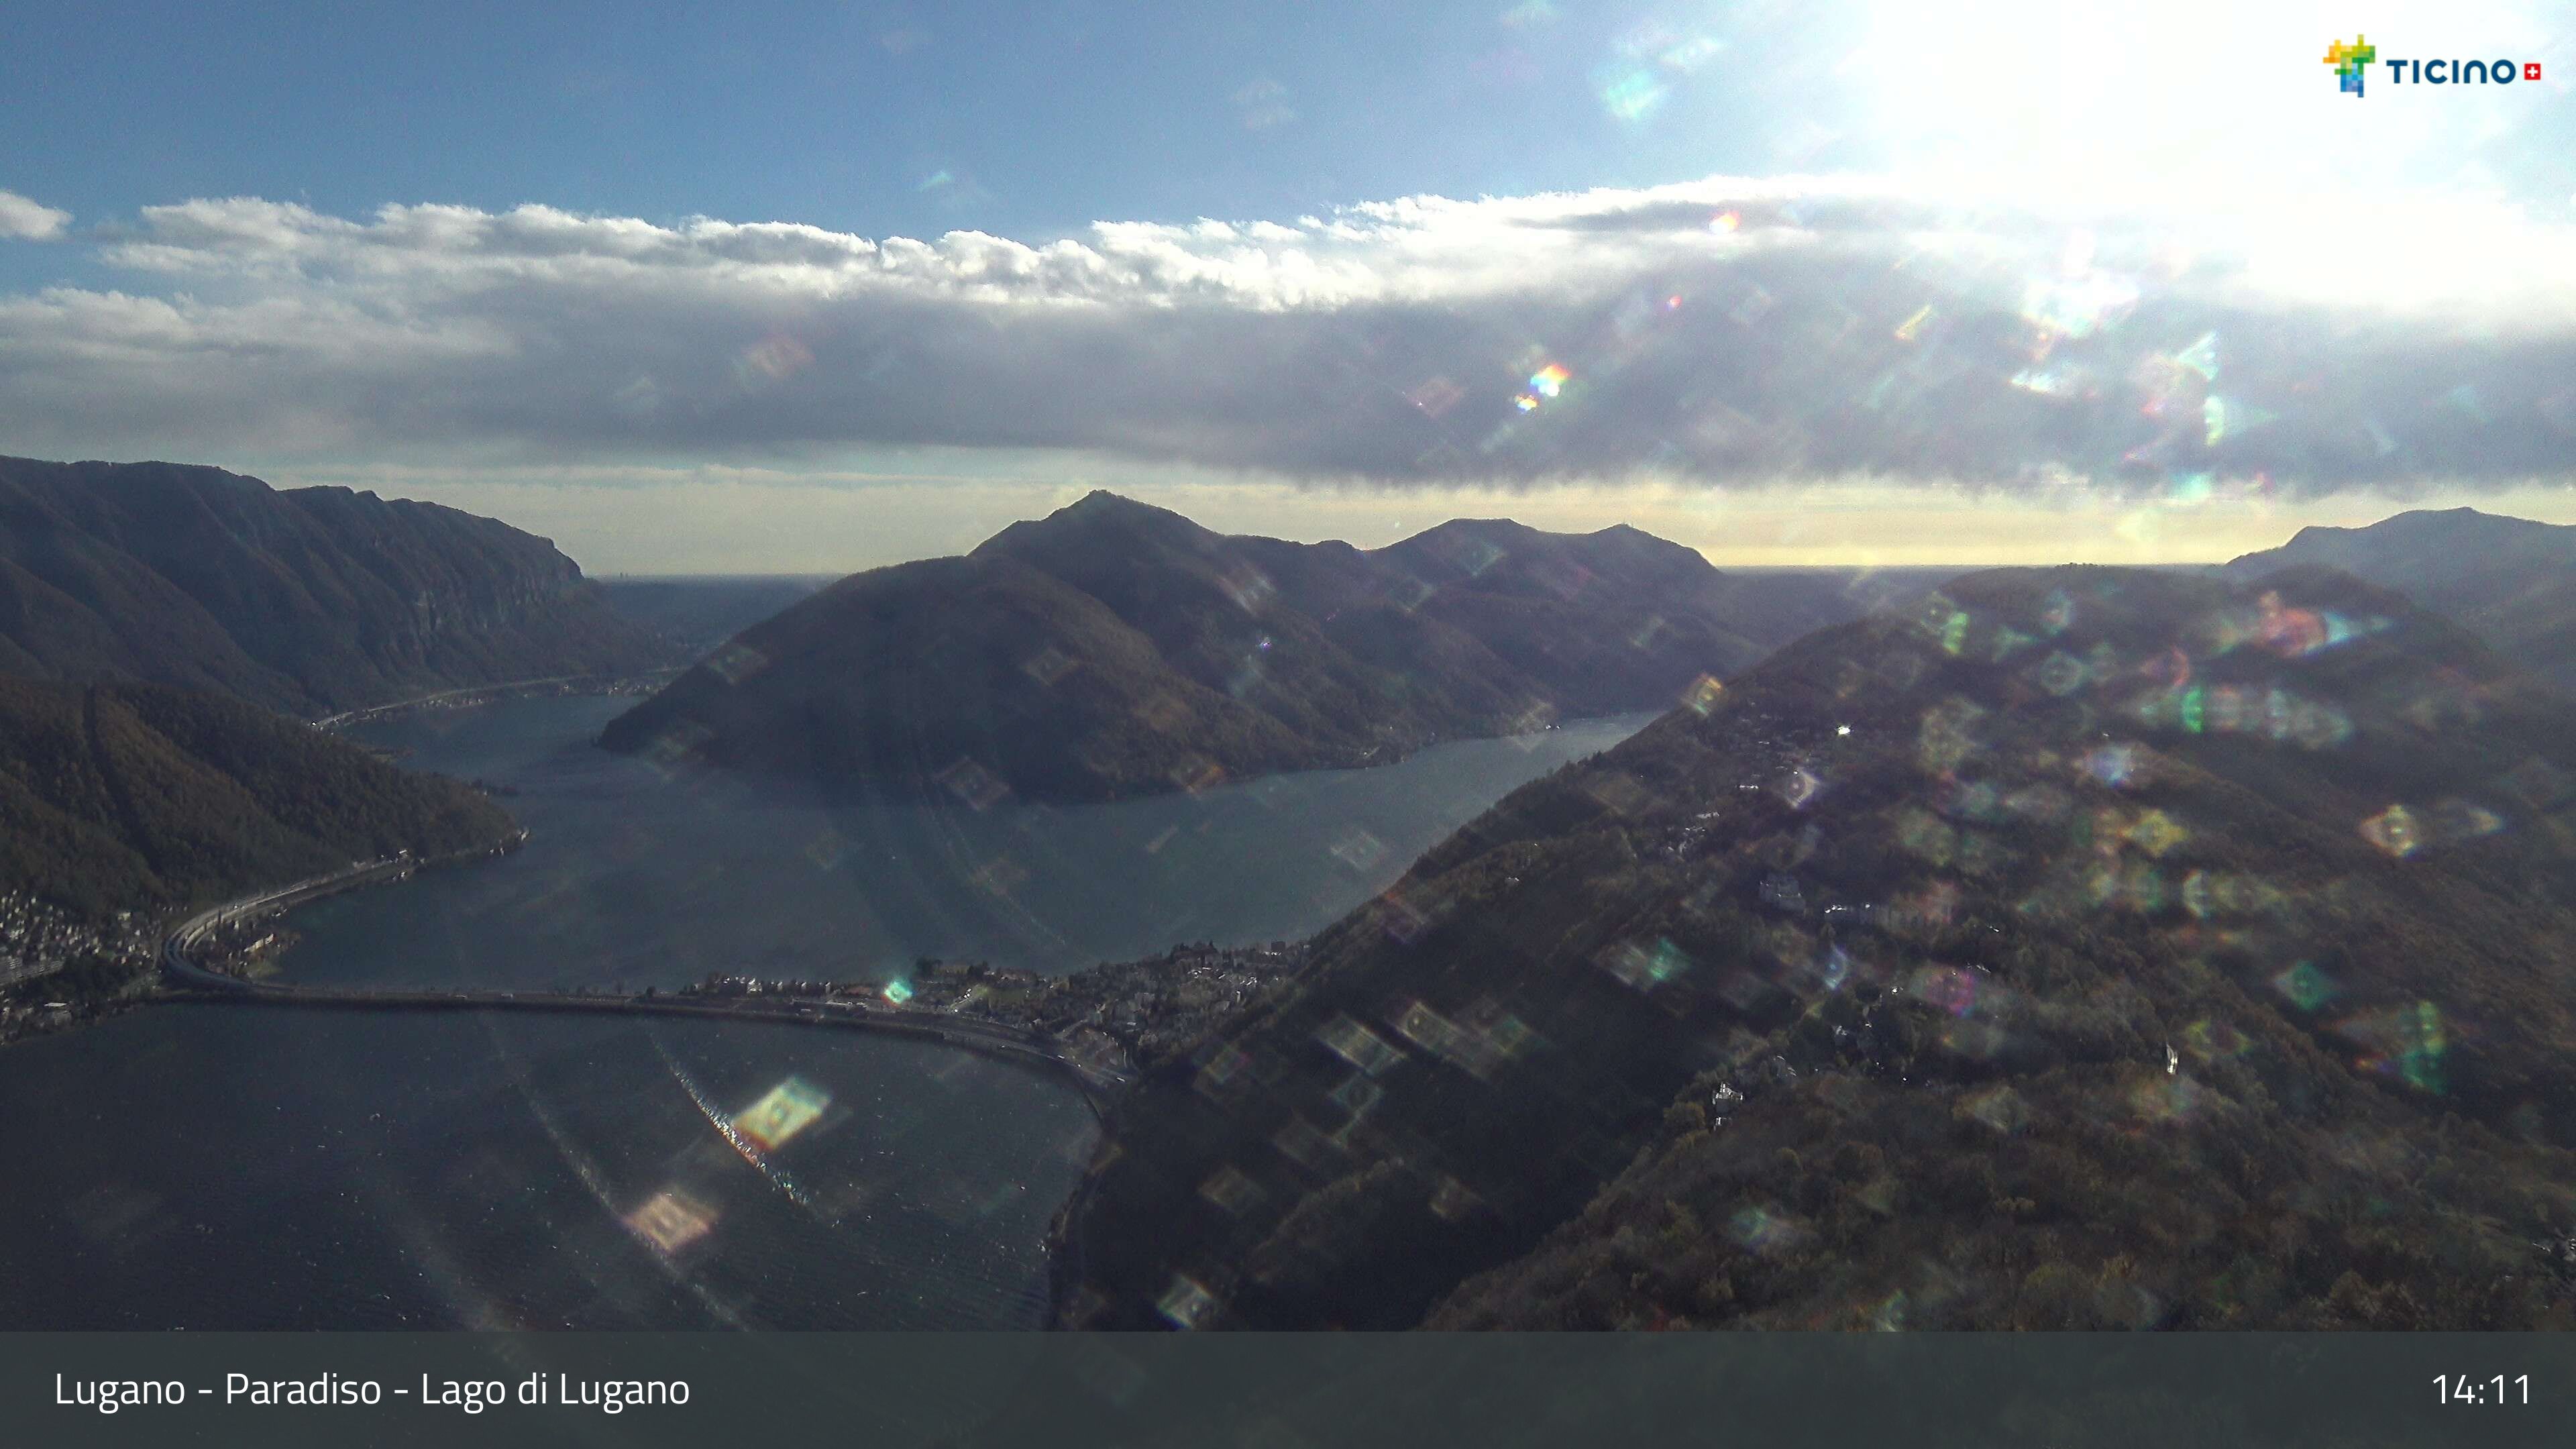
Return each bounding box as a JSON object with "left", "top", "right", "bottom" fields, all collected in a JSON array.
[
  {"left": 11, "top": 684, "right": 1590, "bottom": 1324},
  {"left": 144, "top": 843, "right": 1197, "bottom": 1322},
  {"left": 0, "top": 805, "right": 1355, "bottom": 1335},
  {"left": 0, "top": 832, "right": 527, "bottom": 1053},
  {"left": 309, "top": 669, "right": 684, "bottom": 732},
  {"left": 151, "top": 855, "right": 1323, "bottom": 1126},
  {"left": 142, "top": 847, "right": 1338, "bottom": 1329},
  {"left": 617, "top": 708, "right": 1660, "bottom": 812}
]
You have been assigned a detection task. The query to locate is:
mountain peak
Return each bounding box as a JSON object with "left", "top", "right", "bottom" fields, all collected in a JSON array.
[
  {"left": 2288, "top": 506, "right": 2538, "bottom": 543},
  {"left": 2247, "top": 506, "right": 2569, "bottom": 565},
  {"left": 2224, "top": 504, "right": 2576, "bottom": 692},
  {"left": 1400, "top": 516, "right": 1536, "bottom": 542},
  {"left": 1059, "top": 488, "right": 1164, "bottom": 519},
  {"left": 614, "top": 493, "right": 1826, "bottom": 804},
  {"left": 1021, "top": 489, "right": 1209, "bottom": 536},
  {"left": 975, "top": 490, "right": 1216, "bottom": 564}
]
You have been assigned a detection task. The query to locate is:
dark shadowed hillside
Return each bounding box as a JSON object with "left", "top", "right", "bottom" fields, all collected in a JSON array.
[
  {"left": 2226, "top": 507, "right": 2576, "bottom": 691},
  {"left": 600, "top": 492, "right": 1941, "bottom": 802},
  {"left": 0, "top": 455, "right": 669, "bottom": 716},
  {"left": 1055, "top": 563, "right": 2576, "bottom": 1331},
  {"left": 0, "top": 678, "right": 515, "bottom": 923}
]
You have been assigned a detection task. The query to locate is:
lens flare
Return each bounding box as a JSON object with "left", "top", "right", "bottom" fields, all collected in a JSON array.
[{"left": 732, "top": 1077, "right": 831, "bottom": 1152}]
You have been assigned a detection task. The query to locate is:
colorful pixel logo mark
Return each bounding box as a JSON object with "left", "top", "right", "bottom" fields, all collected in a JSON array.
[{"left": 2324, "top": 36, "right": 2377, "bottom": 95}]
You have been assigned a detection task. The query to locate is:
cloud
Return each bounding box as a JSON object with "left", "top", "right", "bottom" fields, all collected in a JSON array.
[
  {"left": 0, "top": 191, "right": 70, "bottom": 241},
  {"left": 1232, "top": 79, "right": 1297, "bottom": 131},
  {"left": 4, "top": 179, "right": 2576, "bottom": 495}
]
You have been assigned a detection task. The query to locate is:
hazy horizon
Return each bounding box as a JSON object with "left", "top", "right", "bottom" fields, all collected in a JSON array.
[{"left": 478, "top": 478, "right": 2576, "bottom": 579}]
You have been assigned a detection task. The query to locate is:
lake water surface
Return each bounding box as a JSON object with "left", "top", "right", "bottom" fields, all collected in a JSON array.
[{"left": 0, "top": 696, "right": 1646, "bottom": 1328}]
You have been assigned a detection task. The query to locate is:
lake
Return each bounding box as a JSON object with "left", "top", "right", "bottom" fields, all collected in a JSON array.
[{"left": 0, "top": 696, "right": 1646, "bottom": 1328}]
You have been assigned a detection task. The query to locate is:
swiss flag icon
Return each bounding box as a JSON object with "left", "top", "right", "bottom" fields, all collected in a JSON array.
[{"left": 2527, "top": 62, "right": 2544, "bottom": 80}]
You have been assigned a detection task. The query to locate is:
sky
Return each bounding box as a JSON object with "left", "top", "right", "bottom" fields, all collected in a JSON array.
[{"left": 4, "top": 0, "right": 2575, "bottom": 573}]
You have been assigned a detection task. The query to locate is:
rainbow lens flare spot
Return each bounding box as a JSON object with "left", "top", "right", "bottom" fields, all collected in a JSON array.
[
  {"left": 732, "top": 1077, "right": 831, "bottom": 1151},
  {"left": 624, "top": 1189, "right": 717, "bottom": 1255},
  {"left": 2271, "top": 960, "right": 2341, "bottom": 1012}
]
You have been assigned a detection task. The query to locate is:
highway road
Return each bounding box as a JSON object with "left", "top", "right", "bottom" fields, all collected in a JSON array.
[
  {"left": 308, "top": 674, "right": 593, "bottom": 729},
  {"left": 305, "top": 667, "right": 684, "bottom": 730}
]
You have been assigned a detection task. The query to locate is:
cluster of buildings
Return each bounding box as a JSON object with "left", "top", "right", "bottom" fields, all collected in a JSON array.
[
  {"left": 0, "top": 894, "right": 155, "bottom": 1040},
  {"left": 0, "top": 893, "right": 147, "bottom": 987},
  {"left": 678, "top": 939, "right": 1311, "bottom": 1067},
  {"left": 1020, "top": 941, "right": 1307, "bottom": 1065}
]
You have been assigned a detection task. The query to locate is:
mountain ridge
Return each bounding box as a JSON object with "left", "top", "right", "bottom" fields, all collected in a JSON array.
[
  {"left": 602, "top": 492, "right": 1932, "bottom": 802},
  {"left": 0, "top": 455, "right": 669, "bottom": 717},
  {"left": 2227, "top": 506, "right": 2576, "bottom": 691}
]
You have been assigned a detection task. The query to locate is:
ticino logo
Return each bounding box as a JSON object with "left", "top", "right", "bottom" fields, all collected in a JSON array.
[{"left": 2324, "top": 35, "right": 2542, "bottom": 95}]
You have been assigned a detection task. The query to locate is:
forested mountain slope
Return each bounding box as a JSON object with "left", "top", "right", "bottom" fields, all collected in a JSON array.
[
  {"left": 1057, "top": 564, "right": 2576, "bottom": 1330},
  {"left": 602, "top": 491, "right": 1927, "bottom": 802},
  {"left": 0, "top": 455, "right": 666, "bottom": 716}
]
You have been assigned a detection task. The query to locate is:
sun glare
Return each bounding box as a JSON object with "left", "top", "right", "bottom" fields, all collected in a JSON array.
[{"left": 1848, "top": 1, "right": 2548, "bottom": 207}]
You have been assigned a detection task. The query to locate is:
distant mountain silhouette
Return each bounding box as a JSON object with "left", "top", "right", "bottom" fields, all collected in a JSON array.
[
  {"left": 2228, "top": 507, "right": 2576, "bottom": 690},
  {"left": 0, "top": 455, "right": 667, "bottom": 716},
  {"left": 0, "top": 678, "right": 514, "bottom": 924},
  {"left": 600, "top": 491, "right": 1943, "bottom": 802},
  {"left": 1057, "top": 563, "right": 2576, "bottom": 1330}
]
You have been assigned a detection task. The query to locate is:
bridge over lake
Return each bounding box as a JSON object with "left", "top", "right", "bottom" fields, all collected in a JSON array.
[{"left": 158, "top": 855, "right": 1132, "bottom": 1113}]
